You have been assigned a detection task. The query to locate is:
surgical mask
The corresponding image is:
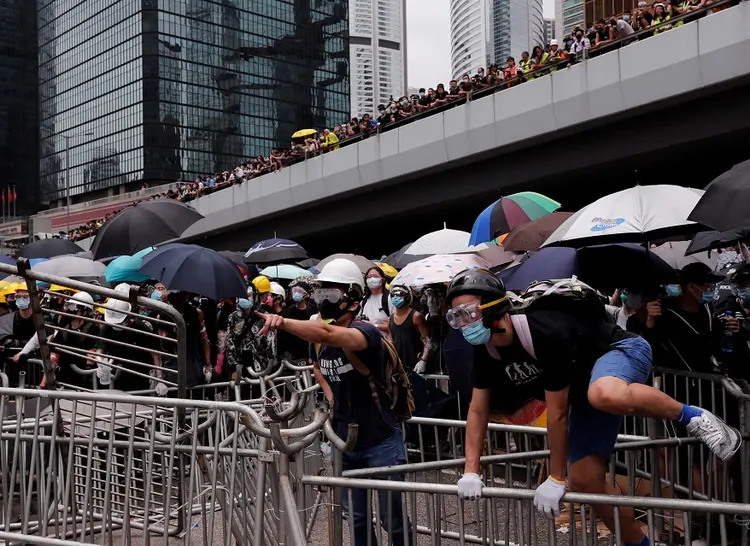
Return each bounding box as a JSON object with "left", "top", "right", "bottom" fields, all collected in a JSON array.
[
  {"left": 461, "top": 320, "right": 492, "bottom": 346},
  {"left": 238, "top": 298, "right": 252, "bottom": 311},
  {"left": 665, "top": 284, "right": 681, "bottom": 297},
  {"left": 151, "top": 290, "right": 163, "bottom": 301},
  {"left": 623, "top": 14, "right": 630, "bottom": 21},
  {"left": 702, "top": 291, "right": 715, "bottom": 304},
  {"left": 366, "top": 278, "right": 383, "bottom": 290},
  {"left": 736, "top": 287, "right": 750, "bottom": 303},
  {"left": 15, "top": 297, "right": 30, "bottom": 310},
  {"left": 292, "top": 292, "right": 304, "bottom": 303},
  {"left": 390, "top": 296, "right": 405, "bottom": 308},
  {"left": 319, "top": 300, "right": 349, "bottom": 322}
]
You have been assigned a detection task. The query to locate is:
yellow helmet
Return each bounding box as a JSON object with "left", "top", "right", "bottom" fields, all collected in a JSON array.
[{"left": 251, "top": 275, "right": 272, "bottom": 294}]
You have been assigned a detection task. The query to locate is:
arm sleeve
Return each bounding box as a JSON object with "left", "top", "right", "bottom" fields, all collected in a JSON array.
[{"left": 20, "top": 333, "right": 41, "bottom": 355}]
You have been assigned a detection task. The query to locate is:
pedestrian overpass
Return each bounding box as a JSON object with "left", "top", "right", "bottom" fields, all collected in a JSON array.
[{"left": 180, "top": 2, "right": 750, "bottom": 254}]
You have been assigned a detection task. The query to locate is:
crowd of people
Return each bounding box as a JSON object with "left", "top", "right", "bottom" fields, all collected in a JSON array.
[{"left": 57, "top": 0, "right": 735, "bottom": 245}]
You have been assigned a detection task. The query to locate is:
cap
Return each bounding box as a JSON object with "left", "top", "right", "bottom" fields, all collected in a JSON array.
[
  {"left": 680, "top": 263, "right": 724, "bottom": 284},
  {"left": 550, "top": 39, "right": 558, "bottom": 46}
]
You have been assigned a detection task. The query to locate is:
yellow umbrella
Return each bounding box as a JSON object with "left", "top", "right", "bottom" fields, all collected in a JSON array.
[
  {"left": 291, "top": 129, "right": 317, "bottom": 139},
  {"left": 375, "top": 262, "right": 398, "bottom": 279}
]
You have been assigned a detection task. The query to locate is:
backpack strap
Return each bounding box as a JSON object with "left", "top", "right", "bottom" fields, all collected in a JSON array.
[
  {"left": 344, "top": 348, "right": 384, "bottom": 413},
  {"left": 510, "top": 314, "right": 537, "bottom": 360},
  {"left": 381, "top": 291, "right": 391, "bottom": 317}
]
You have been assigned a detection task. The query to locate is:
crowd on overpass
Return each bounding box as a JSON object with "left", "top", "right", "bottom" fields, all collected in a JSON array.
[{"left": 60, "top": 0, "right": 736, "bottom": 244}]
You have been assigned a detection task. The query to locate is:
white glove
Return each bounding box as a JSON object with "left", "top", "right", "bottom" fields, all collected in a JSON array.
[
  {"left": 414, "top": 360, "right": 427, "bottom": 375},
  {"left": 533, "top": 476, "right": 567, "bottom": 518},
  {"left": 96, "top": 356, "right": 113, "bottom": 386},
  {"left": 457, "top": 473, "right": 484, "bottom": 500},
  {"left": 155, "top": 382, "right": 169, "bottom": 397},
  {"left": 203, "top": 365, "right": 213, "bottom": 384}
]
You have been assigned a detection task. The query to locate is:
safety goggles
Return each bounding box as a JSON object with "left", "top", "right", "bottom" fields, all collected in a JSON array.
[
  {"left": 312, "top": 288, "right": 344, "bottom": 305},
  {"left": 446, "top": 298, "right": 507, "bottom": 329}
]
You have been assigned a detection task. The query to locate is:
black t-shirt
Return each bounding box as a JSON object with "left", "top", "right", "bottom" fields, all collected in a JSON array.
[
  {"left": 419, "top": 94, "right": 434, "bottom": 107},
  {"left": 311, "top": 322, "right": 397, "bottom": 448},
  {"left": 97, "top": 320, "right": 158, "bottom": 392},
  {"left": 13, "top": 313, "right": 36, "bottom": 344},
  {"left": 55, "top": 322, "right": 101, "bottom": 386},
  {"left": 448, "top": 86, "right": 461, "bottom": 96},
  {"left": 472, "top": 310, "right": 635, "bottom": 411},
  {"left": 280, "top": 304, "right": 314, "bottom": 360},
  {"left": 435, "top": 90, "right": 448, "bottom": 101}
]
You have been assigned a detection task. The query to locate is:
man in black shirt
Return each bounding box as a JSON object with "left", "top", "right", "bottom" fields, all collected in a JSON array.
[
  {"left": 449, "top": 270, "right": 740, "bottom": 546},
  {"left": 256, "top": 258, "right": 412, "bottom": 546},
  {"left": 279, "top": 279, "right": 315, "bottom": 362}
]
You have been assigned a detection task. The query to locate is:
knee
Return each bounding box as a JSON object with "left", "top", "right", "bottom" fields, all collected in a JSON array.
[
  {"left": 588, "top": 381, "right": 635, "bottom": 415},
  {"left": 568, "top": 469, "right": 604, "bottom": 494}
]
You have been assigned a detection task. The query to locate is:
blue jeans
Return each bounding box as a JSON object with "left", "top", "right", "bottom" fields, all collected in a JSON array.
[{"left": 341, "top": 428, "right": 414, "bottom": 546}]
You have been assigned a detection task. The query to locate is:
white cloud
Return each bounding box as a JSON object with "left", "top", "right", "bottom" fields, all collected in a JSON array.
[{"left": 405, "top": 0, "right": 555, "bottom": 87}]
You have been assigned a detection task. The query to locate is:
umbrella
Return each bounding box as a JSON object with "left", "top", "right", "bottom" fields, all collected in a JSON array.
[
  {"left": 469, "top": 192, "right": 562, "bottom": 246},
  {"left": 218, "top": 251, "right": 248, "bottom": 269},
  {"left": 686, "top": 228, "right": 750, "bottom": 255},
  {"left": 297, "top": 257, "right": 320, "bottom": 269},
  {"left": 500, "top": 248, "right": 579, "bottom": 292},
  {"left": 402, "top": 229, "right": 472, "bottom": 256},
  {"left": 291, "top": 129, "right": 317, "bottom": 139},
  {"left": 139, "top": 244, "right": 247, "bottom": 300},
  {"left": 317, "top": 253, "right": 374, "bottom": 275},
  {"left": 385, "top": 243, "right": 429, "bottom": 269},
  {"left": 20, "top": 238, "right": 83, "bottom": 259},
  {"left": 104, "top": 247, "right": 156, "bottom": 283},
  {"left": 688, "top": 158, "right": 750, "bottom": 231},
  {"left": 651, "top": 241, "right": 718, "bottom": 271},
  {"left": 501, "top": 212, "right": 574, "bottom": 252},
  {"left": 244, "top": 238, "right": 309, "bottom": 264},
  {"left": 542, "top": 185, "right": 704, "bottom": 248},
  {"left": 374, "top": 262, "right": 398, "bottom": 279},
  {"left": 32, "top": 256, "right": 106, "bottom": 281},
  {"left": 90, "top": 200, "right": 203, "bottom": 260},
  {"left": 576, "top": 244, "right": 679, "bottom": 290},
  {"left": 392, "top": 254, "right": 491, "bottom": 288},
  {"left": 260, "top": 264, "right": 310, "bottom": 280}
]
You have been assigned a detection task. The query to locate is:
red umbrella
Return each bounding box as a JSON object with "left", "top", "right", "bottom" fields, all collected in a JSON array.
[{"left": 501, "top": 212, "right": 574, "bottom": 252}]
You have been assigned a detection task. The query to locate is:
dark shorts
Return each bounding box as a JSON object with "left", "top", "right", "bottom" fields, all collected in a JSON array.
[{"left": 568, "top": 337, "right": 653, "bottom": 464}]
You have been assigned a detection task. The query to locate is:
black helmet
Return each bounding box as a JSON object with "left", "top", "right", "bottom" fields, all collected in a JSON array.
[
  {"left": 728, "top": 263, "right": 750, "bottom": 286},
  {"left": 447, "top": 269, "right": 512, "bottom": 326}
]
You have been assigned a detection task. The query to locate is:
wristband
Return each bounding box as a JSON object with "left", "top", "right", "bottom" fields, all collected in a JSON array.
[{"left": 549, "top": 475, "right": 567, "bottom": 486}]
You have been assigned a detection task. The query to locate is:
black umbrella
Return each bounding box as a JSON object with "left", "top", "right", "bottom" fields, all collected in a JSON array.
[
  {"left": 139, "top": 244, "right": 247, "bottom": 300},
  {"left": 385, "top": 243, "right": 429, "bottom": 269},
  {"left": 218, "top": 250, "right": 247, "bottom": 269},
  {"left": 686, "top": 227, "right": 750, "bottom": 255},
  {"left": 689, "top": 158, "right": 750, "bottom": 231},
  {"left": 90, "top": 200, "right": 203, "bottom": 260},
  {"left": 244, "top": 238, "right": 308, "bottom": 264},
  {"left": 19, "top": 238, "right": 83, "bottom": 259},
  {"left": 297, "top": 257, "right": 320, "bottom": 269}
]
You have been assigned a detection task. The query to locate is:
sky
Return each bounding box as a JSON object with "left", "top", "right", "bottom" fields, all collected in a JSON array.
[{"left": 406, "top": 0, "right": 555, "bottom": 87}]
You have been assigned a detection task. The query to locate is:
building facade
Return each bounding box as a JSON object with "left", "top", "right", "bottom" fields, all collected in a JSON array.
[
  {"left": 349, "top": 0, "right": 407, "bottom": 117},
  {"left": 450, "top": 0, "right": 490, "bottom": 79},
  {"left": 544, "top": 18, "right": 556, "bottom": 44},
  {"left": 0, "top": 0, "right": 39, "bottom": 216},
  {"left": 489, "top": 0, "right": 545, "bottom": 63},
  {"left": 556, "top": 0, "right": 585, "bottom": 39},
  {"left": 39, "top": 0, "right": 350, "bottom": 203}
]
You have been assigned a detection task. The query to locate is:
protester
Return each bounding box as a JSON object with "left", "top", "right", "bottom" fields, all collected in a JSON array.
[
  {"left": 360, "top": 266, "right": 392, "bottom": 334},
  {"left": 388, "top": 284, "right": 432, "bottom": 374},
  {"left": 449, "top": 269, "right": 740, "bottom": 545},
  {"left": 279, "top": 278, "right": 316, "bottom": 362},
  {"left": 255, "top": 258, "right": 413, "bottom": 546}
]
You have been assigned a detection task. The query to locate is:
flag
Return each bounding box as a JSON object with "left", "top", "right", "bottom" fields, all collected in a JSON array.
[
  {"left": 2, "top": 189, "right": 5, "bottom": 205},
  {"left": 8, "top": 188, "right": 13, "bottom": 203},
  {"left": 13, "top": 186, "right": 16, "bottom": 202}
]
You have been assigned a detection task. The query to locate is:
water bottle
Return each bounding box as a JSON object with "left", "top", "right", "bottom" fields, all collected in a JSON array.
[{"left": 721, "top": 311, "right": 735, "bottom": 353}]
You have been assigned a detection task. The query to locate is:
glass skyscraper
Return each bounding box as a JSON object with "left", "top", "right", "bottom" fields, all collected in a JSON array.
[
  {"left": 39, "top": 0, "right": 349, "bottom": 203},
  {"left": 0, "top": 0, "right": 39, "bottom": 215}
]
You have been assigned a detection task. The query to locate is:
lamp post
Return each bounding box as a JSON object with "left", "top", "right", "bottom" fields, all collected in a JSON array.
[{"left": 57, "top": 131, "right": 94, "bottom": 235}]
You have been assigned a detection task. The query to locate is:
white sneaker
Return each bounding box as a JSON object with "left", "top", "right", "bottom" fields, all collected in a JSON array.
[{"left": 685, "top": 408, "right": 741, "bottom": 461}]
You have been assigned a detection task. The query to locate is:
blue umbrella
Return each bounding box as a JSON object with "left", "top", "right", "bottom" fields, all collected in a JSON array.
[
  {"left": 139, "top": 244, "right": 247, "bottom": 300},
  {"left": 499, "top": 248, "right": 579, "bottom": 292},
  {"left": 244, "top": 238, "right": 309, "bottom": 265},
  {"left": 105, "top": 247, "right": 155, "bottom": 283},
  {"left": 260, "top": 264, "right": 310, "bottom": 280}
]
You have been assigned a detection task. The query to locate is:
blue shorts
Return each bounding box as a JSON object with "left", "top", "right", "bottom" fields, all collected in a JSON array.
[{"left": 568, "top": 336, "right": 653, "bottom": 464}]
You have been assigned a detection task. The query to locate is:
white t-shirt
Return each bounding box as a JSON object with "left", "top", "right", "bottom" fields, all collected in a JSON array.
[{"left": 361, "top": 293, "right": 393, "bottom": 326}]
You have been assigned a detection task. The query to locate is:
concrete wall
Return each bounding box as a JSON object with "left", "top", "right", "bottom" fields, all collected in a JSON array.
[{"left": 182, "top": 3, "right": 750, "bottom": 239}]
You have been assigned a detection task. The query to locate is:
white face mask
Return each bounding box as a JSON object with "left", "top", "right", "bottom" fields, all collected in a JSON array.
[{"left": 366, "top": 277, "right": 383, "bottom": 290}]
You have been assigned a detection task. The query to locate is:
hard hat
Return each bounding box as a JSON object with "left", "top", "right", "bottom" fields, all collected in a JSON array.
[
  {"left": 104, "top": 297, "right": 132, "bottom": 325},
  {"left": 50, "top": 284, "right": 76, "bottom": 294},
  {"left": 69, "top": 291, "right": 94, "bottom": 309},
  {"left": 114, "top": 283, "right": 132, "bottom": 295},
  {"left": 252, "top": 275, "right": 272, "bottom": 294},
  {"left": 317, "top": 259, "right": 364, "bottom": 290},
  {"left": 14, "top": 283, "right": 28, "bottom": 293},
  {"left": 269, "top": 282, "right": 286, "bottom": 299}
]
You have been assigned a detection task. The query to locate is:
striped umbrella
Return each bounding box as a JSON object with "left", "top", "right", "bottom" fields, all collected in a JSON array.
[{"left": 469, "top": 192, "right": 561, "bottom": 246}]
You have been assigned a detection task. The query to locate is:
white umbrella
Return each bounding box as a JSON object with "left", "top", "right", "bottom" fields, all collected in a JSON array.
[
  {"left": 651, "top": 241, "right": 718, "bottom": 271},
  {"left": 32, "top": 256, "right": 106, "bottom": 281},
  {"left": 392, "top": 254, "right": 491, "bottom": 288},
  {"left": 404, "top": 229, "right": 472, "bottom": 256},
  {"left": 542, "top": 185, "right": 704, "bottom": 248}
]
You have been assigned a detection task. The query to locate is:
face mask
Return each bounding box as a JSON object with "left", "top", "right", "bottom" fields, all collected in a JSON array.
[
  {"left": 319, "top": 300, "right": 349, "bottom": 322},
  {"left": 390, "top": 296, "right": 405, "bottom": 308},
  {"left": 622, "top": 293, "right": 644, "bottom": 310},
  {"left": 461, "top": 320, "right": 492, "bottom": 346},
  {"left": 151, "top": 290, "right": 163, "bottom": 301},
  {"left": 292, "top": 292, "right": 304, "bottom": 303},
  {"left": 623, "top": 14, "right": 630, "bottom": 20},
  {"left": 366, "top": 277, "right": 383, "bottom": 290},
  {"left": 238, "top": 298, "right": 252, "bottom": 311},
  {"left": 665, "top": 284, "right": 681, "bottom": 297},
  {"left": 15, "top": 297, "right": 30, "bottom": 310},
  {"left": 702, "top": 291, "right": 715, "bottom": 304},
  {"left": 736, "top": 287, "right": 750, "bottom": 303}
]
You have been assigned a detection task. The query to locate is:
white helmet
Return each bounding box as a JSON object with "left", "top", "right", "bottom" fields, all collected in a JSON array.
[
  {"left": 317, "top": 259, "right": 364, "bottom": 290},
  {"left": 69, "top": 291, "right": 94, "bottom": 309},
  {"left": 114, "top": 283, "right": 132, "bottom": 295},
  {"left": 269, "top": 282, "right": 286, "bottom": 299},
  {"left": 104, "top": 298, "right": 132, "bottom": 325}
]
